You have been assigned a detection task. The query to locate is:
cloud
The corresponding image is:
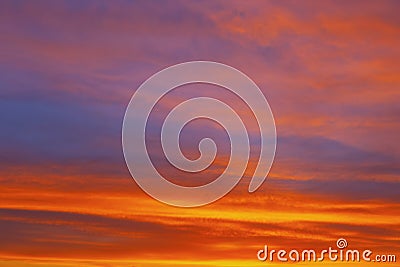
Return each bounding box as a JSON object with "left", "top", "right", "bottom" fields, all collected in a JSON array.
[{"left": 0, "top": 0, "right": 399, "bottom": 266}]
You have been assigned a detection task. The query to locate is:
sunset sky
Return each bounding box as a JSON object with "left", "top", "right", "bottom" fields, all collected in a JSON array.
[{"left": 0, "top": 0, "right": 399, "bottom": 266}]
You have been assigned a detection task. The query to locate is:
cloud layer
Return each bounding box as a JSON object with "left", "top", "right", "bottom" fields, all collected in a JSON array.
[{"left": 0, "top": 0, "right": 399, "bottom": 266}]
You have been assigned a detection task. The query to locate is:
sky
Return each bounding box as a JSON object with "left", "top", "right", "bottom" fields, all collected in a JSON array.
[{"left": 0, "top": 0, "right": 399, "bottom": 266}]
